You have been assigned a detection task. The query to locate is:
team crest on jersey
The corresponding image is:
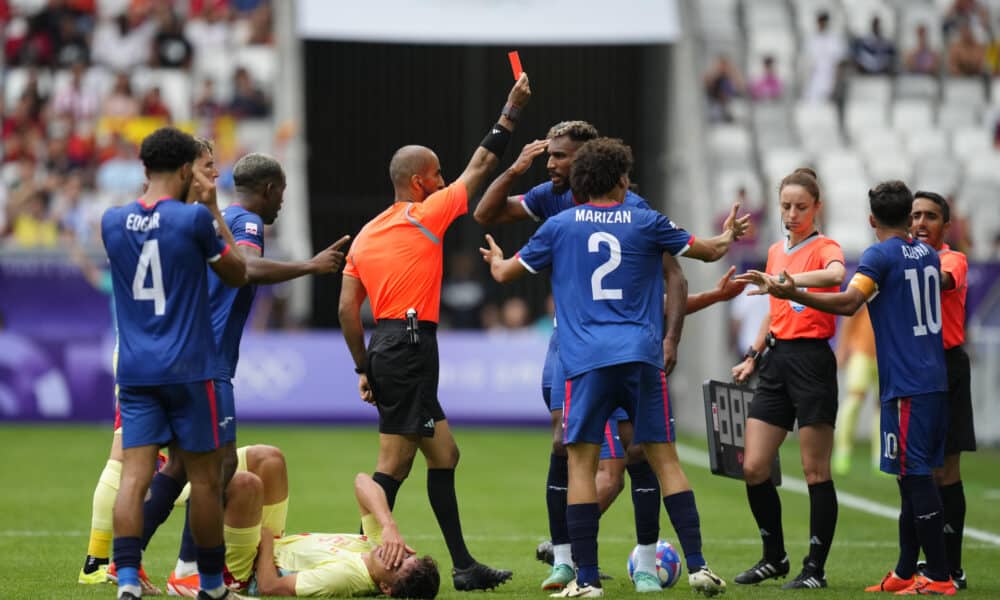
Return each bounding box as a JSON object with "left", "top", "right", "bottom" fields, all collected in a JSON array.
[
  {"left": 245, "top": 222, "right": 259, "bottom": 235},
  {"left": 788, "top": 288, "right": 808, "bottom": 312}
]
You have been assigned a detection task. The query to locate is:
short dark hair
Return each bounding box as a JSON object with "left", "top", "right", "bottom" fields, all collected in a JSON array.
[
  {"left": 869, "top": 180, "right": 914, "bottom": 228},
  {"left": 390, "top": 556, "right": 439, "bottom": 599},
  {"left": 233, "top": 153, "right": 285, "bottom": 191},
  {"left": 139, "top": 127, "right": 200, "bottom": 173},
  {"left": 546, "top": 120, "right": 599, "bottom": 142},
  {"left": 569, "top": 138, "right": 633, "bottom": 200},
  {"left": 914, "top": 190, "right": 950, "bottom": 223}
]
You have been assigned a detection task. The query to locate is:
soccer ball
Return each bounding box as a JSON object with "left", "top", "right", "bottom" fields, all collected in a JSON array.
[{"left": 627, "top": 540, "right": 682, "bottom": 588}]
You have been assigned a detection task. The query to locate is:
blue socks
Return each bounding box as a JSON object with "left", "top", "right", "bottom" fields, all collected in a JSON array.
[
  {"left": 567, "top": 503, "right": 600, "bottom": 587},
  {"left": 113, "top": 536, "right": 142, "bottom": 588},
  {"left": 142, "top": 472, "right": 183, "bottom": 550},
  {"left": 178, "top": 501, "right": 197, "bottom": 562},
  {"left": 627, "top": 461, "right": 660, "bottom": 545},
  {"left": 664, "top": 490, "right": 706, "bottom": 571},
  {"left": 902, "top": 475, "right": 949, "bottom": 581},
  {"left": 197, "top": 543, "right": 227, "bottom": 591},
  {"left": 547, "top": 454, "right": 570, "bottom": 545},
  {"left": 895, "top": 479, "right": 919, "bottom": 579}
]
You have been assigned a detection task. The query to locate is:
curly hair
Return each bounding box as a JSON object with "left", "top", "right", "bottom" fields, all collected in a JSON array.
[
  {"left": 233, "top": 153, "right": 285, "bottom": 192},
  {"left": 139, "top": 127, "right": 200, "bottom": 173},
  {"left": 569, "top": 137, "right": 634, "bottom": 201},
  {"left": 869, "top": 180, "right": 914, "bottom": 228},
  {"left": 389, "top": 556, "right": 440, "bottom": 599},
  {"left": 546, "top": 120, "right": 599, "bottom": 142}
]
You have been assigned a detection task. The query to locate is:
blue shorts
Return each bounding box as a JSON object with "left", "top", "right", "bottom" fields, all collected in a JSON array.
[
  {"left": 541, "top": 332, "right": 558, "bottom": 405},
  {"left": 214, "top": 379, "right": 238, "bottom": 446},
  {"left": 880, "top": 392, "right": 947, "bottom": 476},
  {"left": 564, "top": 362, "right": 674, "bottom": 447},
  {"left": 551, "top": 348, "right": 627, "bottom": 458},
  {"left": 118, "top": 380, "right": 231, "bottom": 453},
  {"left": 599, "top": 418, "right": 625, "bottom": 460}
]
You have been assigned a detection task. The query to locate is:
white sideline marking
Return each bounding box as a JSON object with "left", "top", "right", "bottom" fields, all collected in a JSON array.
[{"left": 675, "top": 443, "right": 1000, "bottom": 547}]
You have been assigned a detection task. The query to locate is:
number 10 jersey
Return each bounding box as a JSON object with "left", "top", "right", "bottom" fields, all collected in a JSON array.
[{"left": 102, "top": 197, "right": 227, "bottom": 386}]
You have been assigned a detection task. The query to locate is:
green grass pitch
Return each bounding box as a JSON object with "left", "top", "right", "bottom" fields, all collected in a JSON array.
[{"left": 1, "top": 423, "right": 998, "bottom": 599}]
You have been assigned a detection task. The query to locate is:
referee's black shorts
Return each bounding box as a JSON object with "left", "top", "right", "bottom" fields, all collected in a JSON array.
[
  {"left": 367, "top": 319, "right": 445, "bottom": 437},
  {"left": 750, "top": 337, "right": 838, "bottom": 431},
  {"left": 944, "top": 345, "right": 976, "bottom": 454}
]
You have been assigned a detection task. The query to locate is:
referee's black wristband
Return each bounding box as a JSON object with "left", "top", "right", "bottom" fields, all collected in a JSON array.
[
  {"left": 480, "top": 123, "right": 512, "bottom": 157},
  {"left": 354, "top": 365, "right": 366, "bottom": 374}
]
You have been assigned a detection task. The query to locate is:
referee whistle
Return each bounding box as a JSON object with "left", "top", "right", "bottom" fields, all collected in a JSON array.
[{"left": 406, "top": 308, "right": 419, "bottom": 345}]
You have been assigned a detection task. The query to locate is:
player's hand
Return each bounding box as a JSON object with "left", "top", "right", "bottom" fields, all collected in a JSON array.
[
  {"left": 735, "top": 269, "right": 777, "bottom": 296},
  {"left": 714, "top": 265, "right": 747, "bottom": 300},
  {"left": 191, "top": 167, "right": 218, "bottom": 207},
  {"left": 377, "top": 524, "right": 414, "bottom": 570},
  {"left": 508, "top": 72, "right": 531, "bottom": 108},
  {"left": 478, "top": 234, "right": 504, "bottom": 266},
  {"left": 311, "top": 235, "right": 350, "bottom": 274},
  {"left": 769, "top": 270, "right": 797, "bottom": 299},
  {"left": 722, "top": 202, "right": 751, "bottom": 241},
  {"left": 509, "top": 139, "right": 548, "bottom": 175},
  {"left": 358, "top": 373, "right": 374, "bottom": 405},
  {"left": 662, "top": 338, "right": 678, "bottom": 376},
  {"left": 732, "top": 356, "right": 755, "bottom": 384}
]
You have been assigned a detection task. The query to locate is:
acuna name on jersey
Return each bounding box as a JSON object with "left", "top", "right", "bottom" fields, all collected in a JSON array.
[{"left": 575, "top": 208, "right": 632, "bottom": 224}]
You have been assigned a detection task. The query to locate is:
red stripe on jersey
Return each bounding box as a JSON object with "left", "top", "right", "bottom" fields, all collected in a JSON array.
[
  {"left": 219, "top": 244, "right": 231, "bottom": 258},
  {"left": 206, "top": 381, "right": 220, "bottom": 448},
  {"left": 563, "top": 379, "right": 572, "bottom": 446},
  {"left": 898, "top": 398, "right": 911, "bottom": 476},
  {"left": 235, "top": 240, "right": 262, "bottom": 251}
]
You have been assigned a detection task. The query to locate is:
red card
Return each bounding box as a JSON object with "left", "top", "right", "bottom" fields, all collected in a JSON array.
[{"left": 508, "top": 51, "right": 523, "bottom": 80}]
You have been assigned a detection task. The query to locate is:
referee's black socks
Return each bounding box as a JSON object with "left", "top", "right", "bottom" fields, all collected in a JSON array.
[
  {"left": 373, "top": 471, "right": 402, "bottom": 511},
  {"left": 939, "top": 480, "right": 966, "bottom": 575},
  {"left": 807, "top": 480, "right": 837, "bottom": 572},
  {"left": 746, "top": 480, "right": 785, "bottom": 563},
  {"left": 427, "top": 468, "right": 475, "bottom": 569}
]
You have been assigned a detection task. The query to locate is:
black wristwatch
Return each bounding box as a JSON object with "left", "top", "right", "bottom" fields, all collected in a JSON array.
[
  {"left": 502, "top": 102, "right": 522, "bottom": 122},
  {"left": 743, "top": 346, "right": 761, "bottom": 363}
]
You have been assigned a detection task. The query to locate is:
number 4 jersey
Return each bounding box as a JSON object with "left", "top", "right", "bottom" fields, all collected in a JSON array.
[
  {"left": 850, "top": 235, "right": 947, "bottom": 402},
  {"left": 516, "top": 202, "right": 693, "bottom": 379},
  {"left": 102, "top": 197, "right": 228, "bottom": 386}
]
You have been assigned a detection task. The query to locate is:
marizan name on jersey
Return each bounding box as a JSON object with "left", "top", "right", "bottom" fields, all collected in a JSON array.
[{"left": 575, "top": 207, "right": 633, "bottom": 224}]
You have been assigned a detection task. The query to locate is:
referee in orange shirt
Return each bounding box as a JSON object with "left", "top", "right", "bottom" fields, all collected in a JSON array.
[
  {"left": 911, "top": 191, "right": 973, "bottom": 590},
  {"left": 338, "top": 73, "right": 531, "bottom": 592}
]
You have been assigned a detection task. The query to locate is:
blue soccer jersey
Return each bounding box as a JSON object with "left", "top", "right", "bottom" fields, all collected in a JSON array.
[
  {"left": 855, "top": 236, "right": 948, "bottom": 402},
  {"left": 520, "top": 181, "right": 651, "bottom": 221},
  {"left": 208, "top": 204, "right": 265, "bottom": 381},
  {"left": 101, "top": 198, "right": 227, "bottom": 385},
  {"left": 517, "top": 202, "right": 693, "bottom": 379}
]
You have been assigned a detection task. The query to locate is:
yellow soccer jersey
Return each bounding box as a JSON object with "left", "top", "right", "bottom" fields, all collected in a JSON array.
[{"left": 273, "top": 514, "right": 383, "bottom": 597}]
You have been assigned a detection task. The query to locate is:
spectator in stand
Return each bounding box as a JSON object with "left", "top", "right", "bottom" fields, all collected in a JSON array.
[
  {"left": 943, "top": 0, "right": 992, "bottom": 43},
  {"left": 852, "top": 16, "right": 896, "bottom": 74},
  {"left": 95, "top": 136, "right": 144, "bottom": 200},
  {"left": 802, "top": 11, "right": 847, "bottom": 101},
  {"left": 749, "top": 56, "right": 784, "bottom": 101},
  {"left": 194, "top": 79, "right": 225, "bottom": 119},
  {"left": 52, "top": 61, "right": 100, "bottom": 122},
  {"left": 139, "top": 86, "right": 172, "bottom": 120},
  {"left": 441, "top": 253, "right": 487, "bottom": 329},
  {"left": 185, "top": 2, "right": 233, "bottom": 59},
  {"left": 904, "top": 25, "right": 941, "bottom": 74},
  {"left": 53, "top": 171, "right": 98, "bottom": 243},
  {"left": 949, "top": 19, "right": 987, "bottom": 75},
  {"left": 91, "top": 5, "right": 156, "bottom": 71},
  {"left": 500, "top": 297, "right": 531, "bottom": 330},
  {"left": 2, "top": 95, "right": 45, "bottom": 158},
  {"left": 703, "top": 54, "right": 744, "bottom": 122},
  {"left": 229, "top": 67, "right": 271, "bottom": 117},
  {"left": 55, "top": 12, "right": 90, "bottom": 68},
  {"left": 103, "top": 72, "right": 140, "bottom": 118},
  {"left": 151, "top": 5, "right": 194, "bottom": 69},
  {"left": 6, "top": 188, "right": 59, "bottom": 247},
  {"left": 235, "top": 0, "right": 274, "bottom": 46},
  {"left": 943, "top": 195, "right": 974, "bottom": 254}
]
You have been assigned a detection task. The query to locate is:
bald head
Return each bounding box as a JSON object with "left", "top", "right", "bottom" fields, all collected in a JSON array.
[{"left": 389, "top": 145, "right": 437, "bottom": 188}]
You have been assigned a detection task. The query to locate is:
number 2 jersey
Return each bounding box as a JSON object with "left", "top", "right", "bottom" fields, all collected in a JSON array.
[
  {"left": 101, "top": 198, "right": 228, "bottom": 386},
  {"left": 207, "top": 204, "right": 265, "bottom": 381},
  {"left": 850, "top": 235, "right": 947, "bottom": 402},
  {"left": 516, "top": 202, "right": 693, "bottom": 379}
]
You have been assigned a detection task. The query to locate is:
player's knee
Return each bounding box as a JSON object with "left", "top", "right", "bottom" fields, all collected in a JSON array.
[
  {"left": 381, "top": 456, "right": 416, "bottom": 481},
  {"left": 625, "top": 443, "right": 645, "bottom": 465},
  {"left": 250, "top": 445, "right": 287, "bottom": 478},
  {"left": 160, "top": 455, "right": 186, "bottom": 480},
  {"left": 551, "top": 438, "right": 567, "bottom": 457},
  {"left": 743, "top": 461, "right": 772, "bottom": 485},
  {"left": 226, "top": 471, "right": 263, "bottom": 505},
  {"left": 801, "top": 464, "right": 831, "bottom": 485}
]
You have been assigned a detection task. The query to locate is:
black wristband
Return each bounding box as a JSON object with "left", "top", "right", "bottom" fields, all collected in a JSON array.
[
  {"left": 743, "top": 346, "right": 760, "bottom": 362},
  {"left": 480, "top": 123, "right": 512, "bottom": 157},
  {"left": 354, "top": 365, "right": 366, "bottom": 374},
  {"left": 501, "top": 102, "right": 522, "bottom": 122}
]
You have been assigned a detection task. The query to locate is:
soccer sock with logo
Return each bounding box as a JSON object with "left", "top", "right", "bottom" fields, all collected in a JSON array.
[
  {"left": 546, "top": 454, "right": 570, "bottom": 548},
  {"left": 939, "top": 481, "right": 966, "bottom": 574},
  {"left": 807, "top": 480, "right": 837, "bottom": 571},
  {"left": 746, "top": 480, "right": 785, "bottom": 563},
  {"left": 663, "top": 490, "right": 706, "bottom": 571},
  {"left": 903, "top": 475, "right": 949, "bottom": 581},
  {"left": 197, "top": 543, "right": 227, "bottom": 595},
  {"left": 141, "top": 472, "right": 184, "bottom": 550},
  {"left": 426, "top": 468, "right": 475, "bottom": 569},
  {"left": 85, "top": 459, "right": 121, "bottom": 567},
  {"left": 894, "top": 479, "right": 919, "bottom": 579},
  {"left": 627, "top": 461, "right": 660, "bottom": 546},
  {"left": 567, "top": 502, "right": 601, "bottom": 587},
  {"left": 373, "top": 471, "right": 402, "bottom": 511},
  {"left": 113, "top": 536, "right": 142, "bottom": 590}
]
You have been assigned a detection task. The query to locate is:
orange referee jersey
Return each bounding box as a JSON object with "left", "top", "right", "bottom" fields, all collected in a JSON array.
[
  {"left": 766, "top": 234, "right": 844, "bottom": 340},
  {"left": 343, "top": 182, "right": 467, "bottom": 324},
  {"left": 939, "top": 243, "right": 968, "bottom": 349}
]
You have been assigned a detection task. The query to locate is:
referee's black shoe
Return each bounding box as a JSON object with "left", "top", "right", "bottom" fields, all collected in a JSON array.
[
  {"left": 453, "top": 562, "right": 513, "bottom": 591},
  {"left": 734, "top": 555, "right": 790, "bottom": 584},
  {"left": 782, "top": 559, "right": 827, "bottom": 590}
]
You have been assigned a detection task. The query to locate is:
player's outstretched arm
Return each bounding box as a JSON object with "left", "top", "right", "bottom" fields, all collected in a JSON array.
[
  {"left": 339, "top": 275, "right": 374, "bottom": 404},
  {"left": 255, "top": 527, "right": 297, "bottom": 596},
  {"left": 479, "top": 234, "right": 528, "bottom": 283},
  {"left": 769, "top": 270, "right": 867, "bottom": 316},
  {"left": 684, "top": 265, "right": 747, "bottom": 315},
  {"left": 684, "top": 203, "right": 751, "bottom": 262},
  {"left": 241, "top": 235, "right": 350, "bottom": 284},
  {"left": 355, "top": 473, "right": 414, "bottom": 570},
  {"left": 662, "top": 254, "right": 687, "bottom": 376},
  {"left": 473, "top": 139, "right": 548, "bottom": 225},
  {"left": 735, "top": 259, "right": 844, "bottom": 294},
  {"left": 456, "top": 73, "right": 531, "bottom": 198}
]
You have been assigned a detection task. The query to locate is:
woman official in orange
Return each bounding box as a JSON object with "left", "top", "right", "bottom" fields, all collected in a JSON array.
[{"left": 730, "top": 168, "right": 846, "bottom": 590}]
